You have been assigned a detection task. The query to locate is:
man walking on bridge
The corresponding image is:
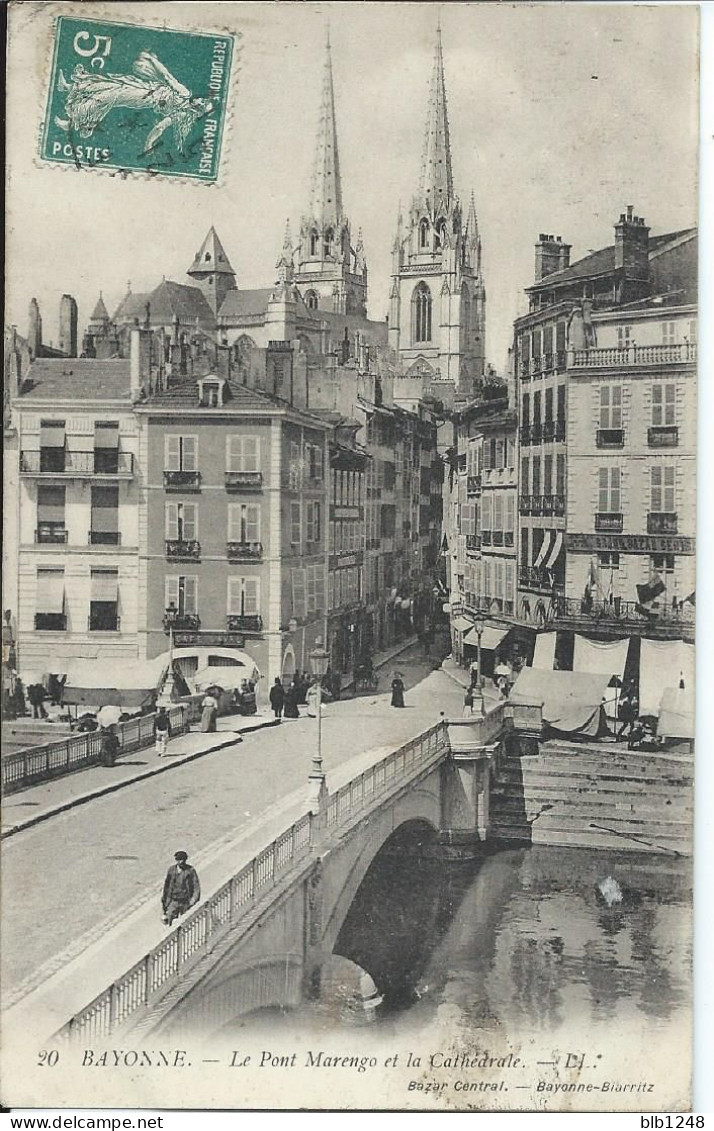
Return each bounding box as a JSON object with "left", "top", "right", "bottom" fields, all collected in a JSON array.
[{"left": 161, "top": 850, "right": 201, "bottom": 926}]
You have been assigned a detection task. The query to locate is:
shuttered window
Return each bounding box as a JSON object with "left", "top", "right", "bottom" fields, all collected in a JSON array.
[
  {"left": 228, "top": 577, "right": 260, "bottom": 616},
  {"left": 165, "top": 576, "right": 197, "bottom": 615}
]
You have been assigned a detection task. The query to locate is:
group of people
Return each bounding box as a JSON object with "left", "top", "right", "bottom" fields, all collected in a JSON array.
[{"left": 2, "top": 671, "right": 68, "bottom": 720}]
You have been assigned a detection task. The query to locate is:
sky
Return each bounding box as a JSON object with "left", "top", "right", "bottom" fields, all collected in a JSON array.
[{"left": 6, "top": 1, "right": 699, "bottom": 370}]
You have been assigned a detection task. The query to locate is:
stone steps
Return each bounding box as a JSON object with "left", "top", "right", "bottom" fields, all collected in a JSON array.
[{"left": 490, "top": 821, "right": 690, "bottom": 855}]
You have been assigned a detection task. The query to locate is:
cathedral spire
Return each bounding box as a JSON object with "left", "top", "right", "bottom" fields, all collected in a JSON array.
[
  {"left": 466, "top": 190, "right": 479, "bottom": 246},
  {"left": 307, "top": 31, "right": 343, "bottom": 226},
  {"left": 418, "top": 25, "right": 453, "bottom": 214}
]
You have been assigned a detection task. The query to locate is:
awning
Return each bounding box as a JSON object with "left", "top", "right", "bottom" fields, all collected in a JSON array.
[
  {"left": 94, "top": 422, "right": 119, "bottom": 448},
  {"left": 62, "top": 656, "right": 167, "bottom": 708},
  {"left": 37, "top": 486, "right": 65, "bottom": 523},
  {"left": 533, "top": 531, "right": 552, "bottom": 568},
  {"left": 463, "top": 624, "right": 509, "bottom": 651},
  {"left": 40, "top": 422, "right": 65, "bottom": 447},
  {"left": 544, "top": 531, "right": 563, "bottom": 569},
  {"left": 657, "top": 687, "right": 695, "bottom": 739},
  {"left": 452, "top": 616, "right": 472, "bottom": 632},
  {"left": 511, "top": 668, "right": 611, "bottom": 737},
  {"left": 36, "top": 569, "right": 65, "bottom": 614},
  {"left": 90, "top": 569, "right": 118, "bottom": 601},
  {"left": 532, "top": 631, "right": 557, "bottom": 670}
]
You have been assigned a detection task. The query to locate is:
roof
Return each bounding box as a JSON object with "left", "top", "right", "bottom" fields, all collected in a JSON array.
[
  {"left": 114, "top": 280, "right": 215, "bottom": 328},
  {"left": 17, "top": 358, "right": 131, "bottom": 402},
  {"left": 90, "top": 294, "right": 110, "bottom": 322},
  {"left": 528, "top": 227, "right": 697, "bottom": 291},
  {"left": 187, "top": 227, "right": 236, "bottom": 277},
  {"left": 218, "top": 288, "right": 272, "bottom": 320},
  {"left": 141, "top": 375, "right": 329, "bottom": 428}
]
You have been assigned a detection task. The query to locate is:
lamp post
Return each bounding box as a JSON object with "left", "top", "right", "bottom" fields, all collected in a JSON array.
[
  {"left": 473, "top": 612, "right": 485, "bottom": 717},
  {"left": 159, "top": 602, "right": 178, "bottom": 706},
  {"left": 308, "top": 637, "right": 330, "bottom": 781}
]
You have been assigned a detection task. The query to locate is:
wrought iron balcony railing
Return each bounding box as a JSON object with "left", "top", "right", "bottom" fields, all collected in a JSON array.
[
  {"left": 163, "top": 613, "right": 200, "bottom": 633},
  {"left": 596, "top": 428, "right": 625, "bottom": 448},
  {"left": 164, "top": 470, "right": 201, "bottom": 491},
  {"left": 226, "top": 614, "right": 263, "bottom": 633},
  {"left": 466, "top": 474, "right": 481, "bottom": 495},
  {"left": 35, "top": 524, "right": 68, "bottom": 544},
  {"left": 165, "top": 539, "right": 201, "bottom": 560},
  {"left": 647, "top": 512, "right": 678, "bottom": 535},
  {"left": 88, "top": 614, "right": 121, "bottom": 632},
  {"left": 21, "top": 451, "right": 134, "bottom": 477},
  {"left": 465, "top": 534, "right": 480, "bottom": 553},
  {"left": 648, "top": 426, "right": 679, "bottom": 448},
  {"left": 226, "top": 541, "right": 263, "bottom": 561},
  {"left": 225, "top": 470, "right": 263, "bottom": 491},
  {"left": 594, "top": 512, "right": 623, "bottom": 533},
  {"left": 89, "top": 531, "right": 121, "bottom": 545},
  {"left": 34, "top": 613, "right": 67, "bottom": 631}
]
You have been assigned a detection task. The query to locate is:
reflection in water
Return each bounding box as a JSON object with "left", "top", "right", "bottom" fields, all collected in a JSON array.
[{"left": 233, "top": 845, "right": 691, "bottom": 1047}]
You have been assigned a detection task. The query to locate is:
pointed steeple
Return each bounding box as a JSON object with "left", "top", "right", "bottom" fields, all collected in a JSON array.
[
  {"left": 307, "top": 31, "right": 343, "bottom": 227},
  {"left": 91, "top": 292, "right": 110, "bottom": 323},
  {"left": 276, "top": 219, "right": 294, "bottom": 283},
  {"left": 466, "top": 191, "right": 479, "bottom": 246},
  {"left": 187, "top": 226, "right": 235, "bottom": 277},
  {"left": 418, "top": 25, "right": 453, "bottom": 214}
]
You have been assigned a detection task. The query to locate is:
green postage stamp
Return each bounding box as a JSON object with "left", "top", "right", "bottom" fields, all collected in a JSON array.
[{"left": 40, "top": 16, "right": 235, "bottom": 181}]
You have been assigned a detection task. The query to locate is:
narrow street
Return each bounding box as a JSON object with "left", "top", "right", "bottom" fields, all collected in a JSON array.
[{"left": 1, "top": 645, "right": 463, "bottom": 999}]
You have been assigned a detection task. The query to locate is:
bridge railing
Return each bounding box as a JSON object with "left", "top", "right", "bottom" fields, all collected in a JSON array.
[
  {"left": 54, "top": 720, "right": 452, "bottom": 1044},
  {"left": 54, "top": 810, "right": 314, "bottom": 1044},
  {"left": 2, "top": 705, "right": 190, "bottom": 794}
]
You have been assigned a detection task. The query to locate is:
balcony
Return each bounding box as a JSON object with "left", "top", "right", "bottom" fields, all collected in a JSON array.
[
  {"left": 647, "top": 512, "right": 678, "bottom": 535},
  {"left": 555, "top": 419, "right": 566, "bottom": 442},
  {"left": 519, "top": 566, "right": 564, "bottom": 595},
  {"left": 164, "top": 470, "right": 201, "bottom": 492},
  {"left": 226, "top": 613, "right": 263, "bottom": 633},
  {"left": 34, "top": 613, "right": 67, "bottom": 631},
  {"left": 35, "top": 524, "right": 68, "bottom": 544},
  {"left": 225, "top": 470, "right": 263, "bottom": 492},
  {"left": 596, "top": 428, "right": 625, "bottom": 449},
  {"left": 481, "top": 531, "right": 492, "bottom": 546},
  {"left": 20, "top": 450, "right": 134, "bottom": 478},
  {"left": 519, "top": 495, "right": 534, "bottom": 516},
  {"left": 530, "top": 424, "right": 543, "bottom": 445},
  {"left": 163, "top": 612, "right": 200, "bottom": 634},
  {"left": 570, "top": 342, "right": 697, "bottom": 369},
  {"left": 519, "top": 426, "right": 531, "bottom": 446},
  {"left": 538, "top": 495, "right": 565, "bottom": 518},
  {"left": 542, "top": 420, "right": 555, "bottom": 442},
  {"left": 466, "top": 474, "right": 481, "bottom": 496},
  {"left": 553, "top": 594, "right": 694, "bottom": 641},
  {"left": 465, "top": 534, "right": 480, "bottom": 554},
  {"left": 595, "top": 512, "right": 623, "bottom": 533},
  {"left": 226, "top": 540, "right": 263, "bottom": 561},
  {"left": 88, "top": 613, "right": 121, "bottom": 632},
  {"left": 504, "top": 531, "right": 514, "bottom": 547},
  {"left": 492, "top": 530, "right": 504, "bottom": 546},
  {"left": 165, "top": 538, "right": 201, "bottom": 561},
  {"left": 89, "top": 531, "right": 121, "bottom": 545},
  {"left": 648, "top": 425, "right": 679, "bottom": 448}
]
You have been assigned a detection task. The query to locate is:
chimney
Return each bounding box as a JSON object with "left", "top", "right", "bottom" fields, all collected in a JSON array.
[
  {"left": 130, "top": 327, "right": 152, "bottom": 400},
  {"left": 614, "top": 205, "right": 650, "bottom": 295},
  {"left": 59, "top": 295, "right": 78, "bottom": 357},
  {"left": 534, "top": 234, "right": 567, "bottom": 282}
]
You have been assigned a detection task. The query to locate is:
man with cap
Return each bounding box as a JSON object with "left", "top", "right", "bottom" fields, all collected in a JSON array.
[{"left": 161, "top": 851, "right": 201, "bottom": 926}]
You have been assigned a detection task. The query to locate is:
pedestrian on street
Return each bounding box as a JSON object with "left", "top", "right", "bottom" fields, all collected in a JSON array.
[
  {"left": 463, "top": 687, "right": 474, "bottom": 716},
  {"left": 154, "top": 705, "right": 171, "bottom": 756},
  {"left": 390, "top": 672, "right": 405, "bottom": 708},
  {"left": 27, "top": 682, "right": 48, "bottom": 719},
  {"left": 200, "top": 692, "right": 218, "bottom": 732},
  {"left": 161, "top": 850, "right": 200, "bottom": 926},
  {"left": 269, "top": 677, "right": 285, "bottom": 719},
  {"left": 98, "top": 724, "right": 120, "bottom": 767},
  {"left": 283, "top": 681, "right": 300, "bottom": 718}
]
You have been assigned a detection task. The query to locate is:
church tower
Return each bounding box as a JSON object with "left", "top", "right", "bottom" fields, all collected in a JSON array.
[
  {"left": 28, "top": 298, "right": 42, "bottom": 360},
  {"left": 59, "top": 294, "right": 78, "bottom": 357},
  {"left": 293, "top": 32, "right": 368, "bottom": 317},
  {"left": 186, "top": 226, "right": 237, "bottom": 316},
  {"left": 389, "top": 26, "right": 485, "bottom": 399}
]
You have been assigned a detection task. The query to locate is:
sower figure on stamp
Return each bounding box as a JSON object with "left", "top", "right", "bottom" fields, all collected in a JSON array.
[{"left": 162, "top": 850, "right": 200, "bottom": 926}]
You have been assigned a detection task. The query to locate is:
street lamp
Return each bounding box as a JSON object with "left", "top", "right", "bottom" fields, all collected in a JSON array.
[
  {"left": 473, "top": 612, "right": 485, "bottom": 717},
  {"left": 159, "top": 602, "right": 178, "bottom": 705},
  {"left": 308, "top": 637, "right": 330, "bottom": 781}
]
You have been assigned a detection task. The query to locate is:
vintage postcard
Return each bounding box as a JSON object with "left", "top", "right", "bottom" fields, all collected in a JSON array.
[{"left": 2, "top": 0, "right": 701, "bottom": 1114}]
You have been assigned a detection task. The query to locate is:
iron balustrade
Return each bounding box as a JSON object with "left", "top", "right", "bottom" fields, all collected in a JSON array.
[
  {"left": 492, "top": 530, "right": 504, "bottom": 546},
  {"left": 465, "top": 534, "right": 480, "bottom": 553},
  {"left": 35, "top": 525, "right": 68, "bottom": 544},
  {"left": 481, "top": 531, "right": 493, "bottom": 546},
  {"left": 648, "top": 426, "right": 679, "bottom": 448},
  {"left": 88, "top": 614, "right": 120, "bottom": 631},
  {"left": 542, "top": 420, "right": 555, "bottom": 442},
  {"left": 594, "top": 512, "right": 623, "bottom": 533},
  {"left": 164, "top": 470, "right": 201, "bottom": 491},
  {"left": 2, "top": 705, "right": 189, "bottom": 795},
  {"left": 647, "top": 512, "right": 678, "bottom": 534},
  {"left": 225, "top": 471, "right": 263, "bottom": 491},
  {"left": 554, "top": 594, "right": 695, "bottom": 628},
  {"left": 519, "top": 426, "right": 531, "bottom": 446},
  {"left": 34, "top": 613, "right": 67, "bottom": 631},
  {"left": 226, "top": 541, "right": 263, "bottom": 561},
  {"left": 89, "top": 531, "right": 121, "bottom": 546},
  {"left": 555, "top": 419, "right": 566, "bottom": 441},
  {"left": 466, "top": 475, "right": 481, "bottom": 495},
  {"left": 54, "top": 719, "right": 456, "bottom": 1043},
  {"left": 596, "top": 428, "right": 625, "bottom": 448},
  {"left": 20, "top": 451, "right": 134, "bottom": 476},
  {"left": 163, "top": 613, "right": 200, "bottom": 633},
  {"left": 165, "top": 539, "right": 201, "bottom": 560},
  {"left": 226, "top": 614, "right": 263, "bottom": 633}
]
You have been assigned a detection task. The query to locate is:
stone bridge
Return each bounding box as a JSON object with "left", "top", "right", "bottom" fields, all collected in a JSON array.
[{"left": 56, "top": 704, "right": 506, "bottom": 1044}]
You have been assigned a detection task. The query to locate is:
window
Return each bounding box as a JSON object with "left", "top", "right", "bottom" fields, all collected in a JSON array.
[
  {"left": 650, "top": 465, "right": 675, "bottom": 512},
  {"left": 496, "top": 439, "right": 504, "bottom": 468},
  {"left": 290, "top": 501, "right": 302, "bottom": 546},
  {"left": 90, "top": 485, "right": 119, "bottom": 545},
  {"left": 165, "top": 435, "right": 197, "bottom": 471},
  {"left": 37, "top": 484, "right": 66, "bottom": 542},
  {"left": 309, "top": 229, "right": 319, "bottom": 257},
  {"left": 661, "top": 321, "right": 676, "bottom": 345},
  {"left": 495, "top": 560, "right": 504, "bottom": 600},
  {"left": 412, "top": 282, "right": 432, "bottom": 343},
  {"left": 521, "top": 527, "right": 530, "bottom": 568},
  {"left": 289, "top": 440, "right": 301, "bottom": 490},
  {"left": 617, "top": 325, "right": 632, "bottom": 349},
  {"left": 556, "top": 454, "right": 565, "bottom": 496},
  {"left": 651, "top": 554, "right": 675, "bottom": 575},
  {"left": 226, "top": 435, "right": 259, "bottom": 472},
  {"left": 532, "top": 455, "right": 541, "bottom": 496},
  {"left": 598, "top": 552, "right": 620, "bottom": 570},
  {"left": 481, "top": 493, "right": 492, "bottom": 532},
  {"left": 39, "top": 420, "right": 66, "bottom": 472},
  {"left": 652, "top": 384, "right": 676, "bottom": 427},
  {"left": 228, "top": 503, "right": 260, "bottom": 544},
  {"left": 324, "top": 228, "right": 334, "bottom": 257},
  {"left": 94, "top": 421, "right": 119, "bottom": 472},
  {"left": 305, "top": 290, "right": 319, "bottom": 311},
  {"left": 545, "top": 387, "right": 553, "bottom": 422},
  {"left": 533, "top": 390, "right": 542, "bottom": 426},
  {"left": 419, "top": 219, "right": 429, "bottom": 249},
  {"left": 228, "top": 576, "right": 260, "bottom": 617},
  {"left": 600, "top": 385, "right": 622, "bottom": 429},
  {"left": 493, "top": 494, "right": 504, "bottom": 532},
  {"left": 328, "top": 571, "right": 335, "bottom": 611},
  {"left": 533, "top": 329, "right": 542, "bottom": 358},
  {"left": 544, "top": 455, "right": 553, "bottom": 496},
  {"left": 557, "top": 384, "right": 566, "bottom": 422},
  {"left": 306, "top": 501, "right": 321, "bottom": 544},
  {"left": 166, "top": 502, "right": 197, "bottom": 541},
  {"left": 521, "top": 456, "right": 530, "bottom": 494},
  {"left": 89, "top": 569, "right": 119, "bottom": 631},
  {"left": 598, "top": 467, "right": 621, "bottom": 513},
  {"left": 506, "top": 493, "right": 515, "bottom": 533},
  {"left": 506, "top": 561, "right": 515, "bottom": 606},
  {"left": 308, "top": 443, "right": 324, "bottom": 481},
  {"left": 306, "top": 564, "right": 325, "bottom": 614},
  {"left": 35, "top": 568, "right": 65, "bottom": 631},
  {"left": 165, "top": 575, "right": 197, "bottom": 616}
]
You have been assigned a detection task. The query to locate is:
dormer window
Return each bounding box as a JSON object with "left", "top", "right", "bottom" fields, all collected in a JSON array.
[
  {"left": 197, "top": 377, "right": 227, "bottom": 407},
  {"left": 204, "top": 252, "right": 211, "bottom": 261}
]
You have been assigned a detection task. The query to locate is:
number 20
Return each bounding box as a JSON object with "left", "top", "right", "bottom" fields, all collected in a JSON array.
[
  {"left": 73, "top": 31, "right": 112, "bottom": 69},
  {"left": 37, "top": 1049, "right": 60, "bottom": 1067}
]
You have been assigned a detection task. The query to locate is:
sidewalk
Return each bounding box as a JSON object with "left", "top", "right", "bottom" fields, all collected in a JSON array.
[
  {"left": 1, "top": 712, "right": 279, "bottom": 839},
  {"left": 441, "top": 653, "right": 502, "bottom": 706}
]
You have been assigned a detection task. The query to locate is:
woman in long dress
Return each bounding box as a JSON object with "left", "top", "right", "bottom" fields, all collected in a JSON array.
[
  {"left": 200, "top": 692, "right": 218, "bottom": 732},
  {"left": 390, "top": 674, "right": 405, "bottom": 708}
]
